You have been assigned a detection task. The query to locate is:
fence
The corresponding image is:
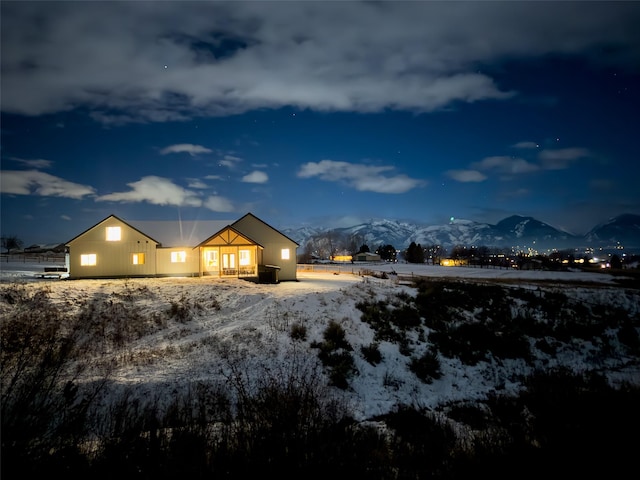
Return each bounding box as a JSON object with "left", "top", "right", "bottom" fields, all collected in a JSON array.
[
  {"left": 297, "top": 263, "right": 358, "bottom": 274},
  {"left": 1, "top": 254, "right": 66, "bottom": 264}
]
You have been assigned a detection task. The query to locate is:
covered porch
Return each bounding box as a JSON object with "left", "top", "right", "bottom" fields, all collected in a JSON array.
[{"left": 197, "top": 226, "right": 263, "bottom": 278}]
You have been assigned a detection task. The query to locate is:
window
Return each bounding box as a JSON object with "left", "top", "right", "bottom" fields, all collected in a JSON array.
[
  {"left": 239, "top": 249, "right": 250, "bottom": 266},
  {"left": 281, "top": 248, "right": 290, "bottom": 260},
  {"left": 205, "top": 250, "right": 218, "bottom": 267},
  {"left": 80, "top": 254, "right": 97, "bottom": 266},
  {"left": 132, "top": 253, "right": 145, "bottom": 265},
  {"left": 106, "top": 226, "right": 121, "bottom": 241},
  {"left": 171, "top": 251, "right": 186, "bottom": 263}
]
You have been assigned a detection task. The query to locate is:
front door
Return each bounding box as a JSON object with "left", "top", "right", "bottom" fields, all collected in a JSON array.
[{"left": 222, "top": 253, "right": 236, "bottom": 275}]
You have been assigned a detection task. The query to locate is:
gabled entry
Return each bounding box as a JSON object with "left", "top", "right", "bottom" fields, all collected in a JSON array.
[{"left": 197, "top": 226, "right": 263, "bottom": 277}]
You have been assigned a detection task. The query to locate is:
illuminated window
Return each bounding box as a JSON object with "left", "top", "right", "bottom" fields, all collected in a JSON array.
[
  {"left": 80, "top": 254, "right": 97, "bottom": 266},
  {"left": 239, "top": 249, "right": 250, "bottom": 266},
  {"left": 281, "top": 248, "right": 290, "bottom": 260},
  {"left": 171, "top": 251, "right": 186, "bottom": 263},
  {"left": 106, "top": 226, "right": 121, "bottom": 241},
  {"left": 132, "top": 253, "right": 145, "bottom": 265},
  {"left": 205, "top": 250, "right": 218, "bottom": 267}
]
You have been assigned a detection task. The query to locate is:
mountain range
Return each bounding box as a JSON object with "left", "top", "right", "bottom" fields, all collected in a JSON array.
[{"left": 282, "top": 214, "right": 640, "bottom": 253}]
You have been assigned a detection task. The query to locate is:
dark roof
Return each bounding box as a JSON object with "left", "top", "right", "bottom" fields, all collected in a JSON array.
[
  {"left": 128, "top": 220, "right": 230, "bottom": 247},
  {"left": 66, "top": 213, "right": 296, "bottom": 248}
]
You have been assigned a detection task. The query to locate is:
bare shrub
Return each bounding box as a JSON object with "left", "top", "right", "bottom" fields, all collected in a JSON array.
[
  {"left": 311, "top": 320, "right": 357, "bottom": 389},
  {"left": 383, "top": 370, "right": 403, "bottom": 389},
  {"left": 1, "top": 285, "right": 108, "bottom": 475},
  {"left": 168, "top": 294, "right": 196, "bottom": 323},
  {"left": 361, "top": 342, "right": 382, "bottom": 365},
  {"left": 266, "top": 303, "right": 292, "bottom": 333},
  {"left": 290, "top": 322, "right": 307, "bottom": 341},
  {"left": 409, "top": 347, "right": 442, "bottom": 384}
]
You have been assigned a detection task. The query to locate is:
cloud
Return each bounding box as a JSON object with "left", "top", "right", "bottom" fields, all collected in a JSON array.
[
  {"left": 95, "top": 176, "right": 201, "bottom": 207},
  {"left": 452, "top": 146, "right": 591, "bottom": 183},
  {"left": 203, "top": 195, "right": 234, "bottom": 212},
  {"left": 3, "top": 2, "right": 638, "bottom": 122},
  {"left": 9, "top": 157, "right": 54, "bottom": 169},
  {"left": 0, "top": 170, "right": 96, "bottom": 198},
  {"left": 94, "top": 175, "right": 235, "bottom": 212},
  {"left": 219, "top": 155, "right": 242, "bottom": 169},
  {"left": 297, "top": 160, "right": 423, "bottom": 193},
  {"left": 472, "top": 156, "right": 540, "bottom": 174},
  {"left": 61, "top": 215, "right": 72, "bottom": 221},
  {"left": 187, "top": 179, "right": 208, "bottom": 189},
  {"left": 241, "top": 171, "right": 268, "bottom": 184},
  {"left": 160, "top": 144, "right": 212, "bottom": 156},
  {"left": 445, "top": 170, "right": 487, "bottom": 183},
  {"left": 538, "top": 148, "right": 590, "bottom": 170}
]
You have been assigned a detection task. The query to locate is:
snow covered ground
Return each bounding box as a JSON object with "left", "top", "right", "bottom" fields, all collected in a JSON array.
[
  {"left": 1, "top": 260, "right": 638, "bottom": 421},
  {"left": 312, "top": 260, "right": 628, "bottom": 284},
  {"left": 0, "top": 258, "right": 626, "bottom": 285}
]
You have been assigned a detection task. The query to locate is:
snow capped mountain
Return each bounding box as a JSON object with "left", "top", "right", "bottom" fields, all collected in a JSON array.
[
  {"left": 335, "top": 219, "right": 418, "bottom": 248},
  {"left": 495, "top": 215, "right": 564, "bottom": 238},
  {"left": 491, "top": 215, "right": 577, "bottom": 247},
  {"left": 409, "top": 219, "right": 494, "bottom": 248},
  {"left": 585, "top": 213, "right": 640, "bottom": 246},
  {"left": 283, "top": 214, "right": 640, "bottom": 253}
]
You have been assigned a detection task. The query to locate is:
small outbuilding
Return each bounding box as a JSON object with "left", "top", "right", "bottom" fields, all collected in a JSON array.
[{"left": 355, "top": 252, "right": 381, "bottom": 262}]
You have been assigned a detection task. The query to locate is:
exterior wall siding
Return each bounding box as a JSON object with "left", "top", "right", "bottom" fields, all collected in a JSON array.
[
  {"left": 232, "top": 215, "right": 298, "bottom": 281},
  {"left": 156, "top": 247, "right": 199, "bottom": 276},
  {"left": 67, "top": 217, "right": 157, "bottom": 278}
]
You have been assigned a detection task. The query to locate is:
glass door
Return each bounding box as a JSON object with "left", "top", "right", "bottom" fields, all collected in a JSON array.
[{"left": 222, "top": 253, "right": 236, "bottom": 275}]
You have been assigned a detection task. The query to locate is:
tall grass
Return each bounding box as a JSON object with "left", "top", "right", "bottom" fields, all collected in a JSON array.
[{"left": 1, "top": 279, "right": 639, "bottom": 478}]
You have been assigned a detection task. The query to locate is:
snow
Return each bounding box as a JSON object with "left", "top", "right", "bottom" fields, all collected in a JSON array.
[
  {"left": 359, "top": 261, "right": 626, "bottom": 284},
  {"left": 1, "top": 260, "right": 638, "bottom": 422}
]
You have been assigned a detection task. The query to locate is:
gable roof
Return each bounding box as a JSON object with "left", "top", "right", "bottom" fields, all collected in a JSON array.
[
  {"left": 65, "top": 215, "right": 160, "bottom": 246},
  {"left": 65, "top": 213, "right": 295, "bottom": 248},
  {"left": 196, "top": 225, "right": 263, "bottom": 248},
  {"left": 232, "top": 212, "right": 300, "bottom": 246}
]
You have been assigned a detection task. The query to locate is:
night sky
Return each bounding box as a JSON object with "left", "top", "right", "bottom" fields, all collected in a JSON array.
[{"left": 1, "top": 1, "right": 639, "bottom": 246}]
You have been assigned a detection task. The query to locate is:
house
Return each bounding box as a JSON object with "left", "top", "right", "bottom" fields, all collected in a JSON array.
[
  {"left": 65, "top": 213, "right": 298, "bottom": 281},
  {"left": 354, "top": 252, "right": 381, "bottom": 262},
  {"left": 331, "top": 255, "right": 353, "bottom": 263},
  {"left": 440, "top": 258, "right": 469, "bottom": 266}
]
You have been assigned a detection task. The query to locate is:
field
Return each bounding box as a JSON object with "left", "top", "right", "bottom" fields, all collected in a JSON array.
[{"left": 2, "top": 261, "right": 639, "bottom": 477}]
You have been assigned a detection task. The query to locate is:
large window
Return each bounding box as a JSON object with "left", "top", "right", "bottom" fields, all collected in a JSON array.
[
  {"left": 281, "top": 248, "right": 290, "bottom": 260},
  {"left": 171, "top": 251, "right": 186, "bottom": 263},
  {"left": 205, "top": 250, "right": 218, "bottom": 267},
  {"left": 239, "top": 249, "right": 250, "bottom": 266},
  {"left": 106, "top": 226, "right": 121, "bottom": 241},
  {"left": 80, "top": 254, "right": 97, "bottom": 266},
  {"left": 132, "top": 253, "right": 145, "bottom": 265}
]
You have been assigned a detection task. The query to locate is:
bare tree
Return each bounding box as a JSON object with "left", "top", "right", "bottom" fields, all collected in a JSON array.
[{"left": 1, "top": 235, "right": 23, "bottom": 254}]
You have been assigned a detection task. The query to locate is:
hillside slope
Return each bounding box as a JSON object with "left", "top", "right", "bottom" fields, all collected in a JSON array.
[{"left": 2, "top": 270, "right": 638, "bottom": 421}]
